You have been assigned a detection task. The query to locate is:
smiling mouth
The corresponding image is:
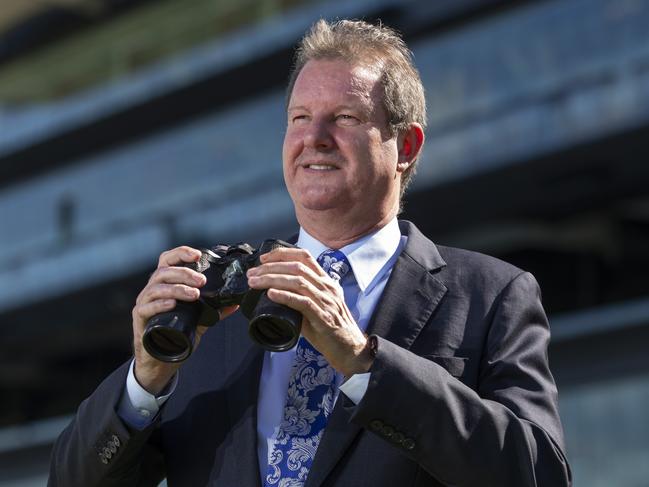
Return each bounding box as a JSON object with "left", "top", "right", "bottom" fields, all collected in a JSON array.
[{"left": 303, "top": 163, "right": 339, "bottom": 171}]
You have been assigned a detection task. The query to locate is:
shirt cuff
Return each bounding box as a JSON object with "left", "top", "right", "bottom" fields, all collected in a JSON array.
[
  {"left": 339, "top": 372, "right": 371, "bottom": 405},
  {"left": 116, "top": 359, "right": 178, "bottom": 430}
]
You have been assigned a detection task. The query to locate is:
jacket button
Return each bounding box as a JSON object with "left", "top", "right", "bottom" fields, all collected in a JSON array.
[
  {"left": 99, "top": 453, "right": 108, "bottom": 465},
  {"left": 369, "top": 419, "right": 384, "bottom": 431},
  {"left": 111, "top": 435, "right": 121, "bottom": 448},
  {"left": 402, "top": 437, "right": 416, "bottom": 450},
  {"left": 102, "top": 447, "right": 113, "bottom": 459}
]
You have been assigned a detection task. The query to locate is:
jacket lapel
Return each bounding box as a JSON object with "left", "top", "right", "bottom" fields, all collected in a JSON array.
[
  {"left": 305, "top": 221, "right": 447, "bottom": 487},
  {"left": 366, "top": 220, "right": 447, "bottom": 345}
]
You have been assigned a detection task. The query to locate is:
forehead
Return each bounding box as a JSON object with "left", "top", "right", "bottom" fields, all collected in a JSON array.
[{"left": 289, "top": 59, "right": 383, "bottom": 108}]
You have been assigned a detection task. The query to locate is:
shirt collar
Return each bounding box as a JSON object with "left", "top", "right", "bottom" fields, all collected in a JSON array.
[{"left": 296, "top": 217, "right": 402, "bottom": 294}]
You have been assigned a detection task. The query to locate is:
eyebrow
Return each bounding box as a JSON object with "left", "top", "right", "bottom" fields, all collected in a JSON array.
[{"left": 287, "top": 104, "right": 368, "bottom": 113}]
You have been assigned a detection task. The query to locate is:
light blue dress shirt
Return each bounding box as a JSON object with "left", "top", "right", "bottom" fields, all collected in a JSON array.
[{"left": 118, "top": 218, "right": 406, "bottom": 483}]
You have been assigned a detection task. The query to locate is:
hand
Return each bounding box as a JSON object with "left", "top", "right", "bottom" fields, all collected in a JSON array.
[
  {"left": 246, "top": 247, "right": 374, "bottom": 376},
  {"left": 131, "top": 246, "right": 238, "bottom": 394}
]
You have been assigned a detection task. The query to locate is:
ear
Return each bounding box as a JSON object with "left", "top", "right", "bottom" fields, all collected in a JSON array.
[{"left": 397, "top": 123, "right": 424, "bottom": 174}]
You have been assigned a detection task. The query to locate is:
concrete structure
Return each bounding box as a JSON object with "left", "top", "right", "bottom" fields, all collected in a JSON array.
[{"left": 1, "top": 0, "right": 648, "bottom": 485}]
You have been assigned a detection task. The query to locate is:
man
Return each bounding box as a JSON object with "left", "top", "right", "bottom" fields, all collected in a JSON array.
[{"left": 49, "top": 19, "right": 571, "bottom": 487}]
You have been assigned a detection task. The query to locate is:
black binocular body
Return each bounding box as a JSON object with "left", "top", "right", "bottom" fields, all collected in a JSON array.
[{"left": 142, "top": 239, "right": 302, "bottom": 362}]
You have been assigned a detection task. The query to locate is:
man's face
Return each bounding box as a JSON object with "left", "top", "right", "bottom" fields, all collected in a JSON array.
[{"left": 283, "top": 59, "right": 401, "bottom": 222}]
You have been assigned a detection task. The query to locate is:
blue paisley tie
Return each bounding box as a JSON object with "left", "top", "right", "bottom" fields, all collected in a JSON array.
[{"left": 264, "top": 249, "right": 351, "bottom": 487}]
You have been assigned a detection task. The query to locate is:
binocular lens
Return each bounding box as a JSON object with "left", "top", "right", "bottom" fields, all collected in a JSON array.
[
  {"left": 143, "top": 326, "right": 192, "bottom": 362},
  {"left": 142, "top": 306, "right": 198, "bottom": 362},
  {"left": 249, "top": 314, "right": 300, "bottom": 352},
  {"left": 245, "top": 292, "right": 302, "bottom": 352}
]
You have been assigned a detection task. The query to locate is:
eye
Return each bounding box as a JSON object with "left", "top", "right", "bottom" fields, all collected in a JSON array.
[
  {"left": 335, "top": 114, "right": 360, "bottom": 125},
  {"left": 290, "top": 114, "right": 308, "bottom": 124}
]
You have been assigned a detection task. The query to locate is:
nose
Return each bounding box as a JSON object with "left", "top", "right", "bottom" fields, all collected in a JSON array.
[{"left": 303, "top": 118, "right": 334, "bottom": 150}]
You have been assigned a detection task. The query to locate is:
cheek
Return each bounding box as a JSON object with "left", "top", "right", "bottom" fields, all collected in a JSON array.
[
  {"left": 282, "top": 132, "right": 298, "bottom": 165},
  {"left": 383, "top": 143, "right": 400, "bottom": 172},
  {"left": 282, "top": 134, "right": 295, "bottom": 169},
  {"left": 363, "top": 136, "right": 399, "bottom": 179}
]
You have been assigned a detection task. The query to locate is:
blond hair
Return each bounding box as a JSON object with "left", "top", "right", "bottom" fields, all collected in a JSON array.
[{"left": 287, "top": 19, "right": 427, "bottom": 195}]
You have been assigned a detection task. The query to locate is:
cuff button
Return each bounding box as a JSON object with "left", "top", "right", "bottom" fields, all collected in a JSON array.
[
  {"left": 402, "top": 438, "right": 416, "bottom": 450},
  {"left": 380, "top": 425, "right": 394, "bottom": 438}
]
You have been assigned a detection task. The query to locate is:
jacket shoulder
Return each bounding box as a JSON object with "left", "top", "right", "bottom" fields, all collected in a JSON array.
[
  {"left": 434, "top": 244, "right": 530, "bottom": 296},
  {"left": 398, "top": 220, "right": 528, "bottom": 291}
]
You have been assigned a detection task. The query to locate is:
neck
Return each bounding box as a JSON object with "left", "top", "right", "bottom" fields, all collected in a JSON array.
[{"left": 296, "top": 206, "right": 397, "bottom": 249}]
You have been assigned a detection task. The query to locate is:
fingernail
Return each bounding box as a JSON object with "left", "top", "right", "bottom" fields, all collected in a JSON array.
[{"left": 247, "top": 268, "right": 258, "bottom": 276}]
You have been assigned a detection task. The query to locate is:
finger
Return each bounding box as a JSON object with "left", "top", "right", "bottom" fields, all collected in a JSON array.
[
  {"left": 265, "top": 288, "right": 329, "bottom": 325},
  {"left": 247, "top": 273, "right": 321, "bottom": 299},
  {"left": 218, "top": 304, "right": 240, "bottom": 320},
  {"left": 137, "top": 283, "right": 200, "bottom": 306},
  {"left": 158, "top": 246, "right": 202, "bottom": 269},
  {"left": 247, "top": 261, "right": 325, "bottom": 286},
  {"left": 264, "top": 278, "right": 347, "bottom": 327},
  {"left": 259, "top": 248, "right": 322, "bottom": 275},
  {"left": 149, "top": 266, "right": 207, "bottom": 287},
  {"left": 133, "top": 298, "right": 177, "bottom": 323}
]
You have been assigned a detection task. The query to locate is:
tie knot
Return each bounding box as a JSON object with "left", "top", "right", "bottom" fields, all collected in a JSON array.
[{"left": 317, "top": 249, "right": 351, "bottom": 282}]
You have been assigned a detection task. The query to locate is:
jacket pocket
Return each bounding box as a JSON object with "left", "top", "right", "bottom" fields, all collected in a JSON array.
[{"left": 422, "top": 355, "right": 468, "bottom": 379}]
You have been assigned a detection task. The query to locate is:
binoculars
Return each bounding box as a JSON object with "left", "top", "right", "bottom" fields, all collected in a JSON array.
[{"left": 142, "top": 240, "right": 302, "bottom": 362}]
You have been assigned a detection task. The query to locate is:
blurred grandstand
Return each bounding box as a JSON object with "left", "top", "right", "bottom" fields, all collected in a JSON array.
[{"left": 1, "top": 0, "right": 648, "bottom": 485}]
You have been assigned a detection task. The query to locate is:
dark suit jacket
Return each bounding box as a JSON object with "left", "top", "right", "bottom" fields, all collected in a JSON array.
[{"left": 49, "top": 221, "right": 571, "bottom": 486}]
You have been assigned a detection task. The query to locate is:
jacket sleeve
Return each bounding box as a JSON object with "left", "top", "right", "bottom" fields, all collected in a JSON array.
[
  {"left": 348, "top": 272, "right": 572, "bottom": 487},
  {"left": 48, "top": 361, "right": 165, "bottom": 487}
]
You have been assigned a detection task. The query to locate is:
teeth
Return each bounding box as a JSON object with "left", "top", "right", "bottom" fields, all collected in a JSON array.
[{"left": 307, "top": 164, "right": 336, "bottom": 170}]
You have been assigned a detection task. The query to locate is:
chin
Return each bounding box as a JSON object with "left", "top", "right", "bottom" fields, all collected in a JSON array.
[
  {"left": 298, "top": 199, "right": 340, "bottom": 211},
  {"left": 296, "top": 194, "right": 349, "bottom": 212},
  {"left": 292, "top": 187, "right": 347, "bottom": 211}
]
